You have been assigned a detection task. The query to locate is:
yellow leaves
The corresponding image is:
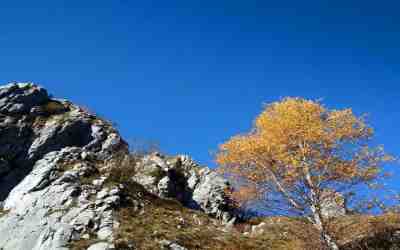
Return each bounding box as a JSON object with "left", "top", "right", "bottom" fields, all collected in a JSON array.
[
  {"left": 382, "top": 154, "right": 395, "bottom": 162},
  {"left": 291, "top": 158, "right": 300, "bottom": 166},
  {"left": 218, "top": 97, "right": 338, "bottom": 168},
  {"left": 256, "top": 98, "right": 328, "bottom": 149},
  {"left": 216, "top": 97, "right": 393, "bottom": 206},
  {"left": 327, "top": 109, "right": 372, "bottom": 142},
  {"left": 216, "top": 134, "right": 262, "bottom": 166}
]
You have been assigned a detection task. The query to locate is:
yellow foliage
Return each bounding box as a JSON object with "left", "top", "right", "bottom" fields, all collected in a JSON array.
[{"left": 217, "top": 97, "right": 393, "bottom": 207}]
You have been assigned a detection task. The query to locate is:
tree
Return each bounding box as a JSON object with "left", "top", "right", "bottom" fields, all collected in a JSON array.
[{"left": 216, "top": 97, "right": 394, "bottom": 250}]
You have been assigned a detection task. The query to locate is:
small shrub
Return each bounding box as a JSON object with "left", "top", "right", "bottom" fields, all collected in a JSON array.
[
  {"left": 148, "top": 167, "right": 166, "bottom": 183},
  {"left": 107, "top": 152, "right": 139, "bottom": 185},
  {"left": 42, "top": 101, "right": 67, "bottom": 115},
  {"left": 0, "top": 206, "right": 9, "bottom": 218},
  {"left": 129, "top": 138, "right": 160, "bottom": 156}
]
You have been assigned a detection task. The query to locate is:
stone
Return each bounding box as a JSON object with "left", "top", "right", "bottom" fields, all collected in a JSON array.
[
  {"left": 0, "top": 83, "right": 49, "bottom": 115},
  {"left": 87, "top": 242, "right": 113, "bottom": 250},
  {"left": 93, "top": 178, "right": 106, "bottom": 187},
  {"left": 320, "top": 189, "right": 346, "bottom": 219},
  {"left": 97, "top": 189, "right": 109, "bottom": 200},
  {"left": 97, "top": 227, "right": 113, "bottom": 240},
  {"left": 0, "top": 83, "right": 128, "bottom": 250},
  {"left": 158, "top": 176, "right": 175, "bottom": 198},
  {"left": 160, "top": 240, "right": 188, "bottom": 250}
]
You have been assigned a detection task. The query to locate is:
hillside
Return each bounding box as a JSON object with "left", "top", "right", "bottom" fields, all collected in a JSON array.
[{"left": 0, "top": 83, "right": 398, "bottom": 250}]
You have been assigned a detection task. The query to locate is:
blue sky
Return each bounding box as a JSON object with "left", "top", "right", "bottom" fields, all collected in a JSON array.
[{"left": 0, "top": 0, "right": 399, "bottom": 182}]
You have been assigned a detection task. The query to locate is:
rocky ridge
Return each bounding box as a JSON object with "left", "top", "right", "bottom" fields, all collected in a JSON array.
[
  {"left": 0, "top": 83, "right": 235, "bottom": 250},
  {"left": 0, "top": 83, "right": 129, "bottom": 250}
]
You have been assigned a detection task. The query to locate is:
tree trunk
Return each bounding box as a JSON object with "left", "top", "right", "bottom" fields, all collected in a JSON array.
[
  {"left": 311, "top": 206, "right": 339, "bottom": 250},
  {"left": 303, "top": 163, "right": 339, "bottom": 250}
]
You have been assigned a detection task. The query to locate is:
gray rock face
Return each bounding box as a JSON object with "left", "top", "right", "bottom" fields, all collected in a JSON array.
[
  {"left": 320, "top": 190, "right": 346, "bottom": 219},
  {"left": 0, "top": 83, "right": 127, "bottom": 250},
  {"left": 0, "top": 83, "right": 127, "bottom": 198},
  {"left": 133, "top": 153, "right": 235, "bottom": 222},
  {"left": 0, "top": 83, "right": 49, "bottom": 114},
  {"left": 191, "top": 168, "right": 233, "bottom": 221},
  {"left": 0, "top": 83, "right": 236, "bottom": 250}
]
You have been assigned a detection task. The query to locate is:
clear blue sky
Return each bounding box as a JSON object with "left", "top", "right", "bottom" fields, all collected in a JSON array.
[{"left": 0, "top": 0, "right": 399, "bottom": 178}]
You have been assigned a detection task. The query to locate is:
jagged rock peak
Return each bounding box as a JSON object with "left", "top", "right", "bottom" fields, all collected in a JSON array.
[{"left": 0, "top": 83, "right": 127, "bottom": 250}]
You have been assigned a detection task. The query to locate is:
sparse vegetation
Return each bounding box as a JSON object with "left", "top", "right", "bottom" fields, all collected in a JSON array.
[
  {"left": 113, "top": 181, "right": 317, "bottom": 250},
  {"left": 41, "top": 100, "right": 67, "bottom": 115},
  {"left": 107, "top": 152, "right": 140, "bottom": 185},
  {"left": 129, "top": 138, "right": 161, "bottom": 156},
  {"left": 332, "top": 213, "right": 400, "bottom": 250},
  {"left": 147, "top": 167, "right": 166, "bottom": 183},
  {"left": 0, "top": 209, "right": 8, "bottom": 218}
]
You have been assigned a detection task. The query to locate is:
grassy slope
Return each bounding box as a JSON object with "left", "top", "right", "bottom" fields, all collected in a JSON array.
[
  {"left": 113, "top": 199, "right": 400, "bottom": 250},
  {"left": 112, "top": 182, "right": 294, "bottom": 250},
  {"left": 332, "top": 213, "right": 400, "bottom": 250},
  {"left": 71, "top": 176, "right": 400, "bottom": 250}
]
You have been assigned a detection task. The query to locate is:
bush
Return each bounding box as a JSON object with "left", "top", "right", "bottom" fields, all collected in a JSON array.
[
  {"left": 42, "top": 100, "right": 67, "bottom": 115},
  {"left": 107, "top": 152, "right": 139, "bottom": 185},
  {"left": 129, "top": 138, "right": 160, "bottom": 156}
]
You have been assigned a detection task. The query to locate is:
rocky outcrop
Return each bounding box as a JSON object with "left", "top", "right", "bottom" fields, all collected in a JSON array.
[
  {"left": 133, "top": 153, "right": 236, "bottom": 222},
  {"left": 0, "top": 83, "right": 236, "bottom": 250},
  {"left": 320, "top": 190, "right": 346, "bottom": 219},
  {"left": 0, "top": 83, "right": 127, "bottom": 250}
]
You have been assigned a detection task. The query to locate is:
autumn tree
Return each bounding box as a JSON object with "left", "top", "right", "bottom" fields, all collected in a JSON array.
[{"left": 216, "top": 98, "right": 394, "bottom": 250}]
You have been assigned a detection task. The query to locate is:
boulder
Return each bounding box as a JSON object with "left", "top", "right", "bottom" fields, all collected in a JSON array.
[{"left": 160, "top": 240, "right": 188, "bottom": 250}]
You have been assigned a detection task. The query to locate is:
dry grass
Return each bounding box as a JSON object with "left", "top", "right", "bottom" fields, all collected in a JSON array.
[
  {"left": 0, "top": 209, "right": 8, "bottom": 218},
  {"left": 112, "top": 177, "right": 321, "bottom": 250},
  {"left": 106, "top": 152, "right": 140, "bottom": 184},
  {"left": 41, "top": 100, "right": 67, "bottom": 115},
  {"left": 330, "top": 213, "right": 400, "bottom": 250}
]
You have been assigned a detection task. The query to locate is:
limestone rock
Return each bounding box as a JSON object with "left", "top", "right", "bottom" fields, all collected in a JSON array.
[
  {"left": 134, "top": 153, "right": 236, "bottom": 222},
  {"left": 87, "top": 242, "right": 114, "bottom": 250},
  {"left": 251, "top": 222, "right": 267, "bottom": 236},
  {"left": 0, "top": 83, "right": 237, "bottom": 250},
  {"left": 0, "top": 83, "right": 127, "bottom": 250},
  {"left": 320, "top": 190, "right": 346, "bottom": 219},
  {"left": 160, "top": 240, "right": 188, "bottom": 250}
]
